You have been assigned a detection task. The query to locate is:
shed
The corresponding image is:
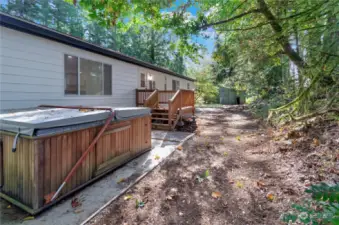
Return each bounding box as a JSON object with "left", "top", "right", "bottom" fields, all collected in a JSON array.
[{"left": 219, "top": 88, "right": 246, "bottom": 105}]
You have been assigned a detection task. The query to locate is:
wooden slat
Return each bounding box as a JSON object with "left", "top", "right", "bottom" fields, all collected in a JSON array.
[
  {"left": 22, "top": 138, "right": 28, "bottom": 205},
  {"left": 17, "top": 137, "right": 23, "bottom": 203},
  {"left": 66, "top": 133, "right": 72, "bottom": 192},
  {"left": 61, "top": 135, "right": 68, "bottom": 195},
  {"left": 71, "top": 132, "right": 77, "bottom": 190},
  {"left": 32, "top": 140, "right": 44, "bottom": 209},
  {"left": 94, "top": 152, "right": 131, "bottom": 176},
  {"left": 89, "top": 128, "right": 95, "bottom": 180},
  {"left": 44, "top": 139, "right": 51, "bottom": 200},
  {"left": 76, "top": 131, "right": 82, "bottom": 187},
  {"left": 56, "top": 136, "right": 63, "bottom": 191},
  {"left": 28, "top": 139, "right": 33, "bottom": 207},
  {"left": 96, "top": 134, "right": 103, "bottom": 169},
  {"left": 50, "top": 137, "right": 57, "bottom": 193}
]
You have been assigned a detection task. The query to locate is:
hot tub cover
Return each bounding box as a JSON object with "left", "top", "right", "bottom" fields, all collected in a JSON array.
[
  {"left": 0, "top": 107, "right": 150, "bottom": 136},
  {"left": 114, "top": 107, "right": 151, "bottom": 121}
]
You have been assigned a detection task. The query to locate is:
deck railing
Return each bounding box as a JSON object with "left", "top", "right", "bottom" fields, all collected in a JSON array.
[
  {"left": 136, "top": 89, "right": 176, "bottom": 106},
  {"left": 168, "top": 89, "right": 195, "bottom": 125},
  {"left": 144, "top": 89, "right": 159, "bottom": 108}
]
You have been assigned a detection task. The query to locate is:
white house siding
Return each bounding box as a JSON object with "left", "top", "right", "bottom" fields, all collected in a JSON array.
[
  {"left": 138, "top": 68, "right": 195, "bottom": 91},
  {"left": 0, "top": 26, "right": 194, "bottom": 112},
  {"left": 0, "top": 26, "right": 137, "bottom": 112}
]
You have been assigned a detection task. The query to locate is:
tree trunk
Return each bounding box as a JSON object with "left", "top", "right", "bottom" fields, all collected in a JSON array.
[{"left": 257, "top": 0, "right": 306, "bottom": 70}]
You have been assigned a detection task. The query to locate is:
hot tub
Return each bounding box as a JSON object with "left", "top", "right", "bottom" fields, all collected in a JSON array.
[{"left": 0, "top": 106, "right": 151, "bottom": 214}]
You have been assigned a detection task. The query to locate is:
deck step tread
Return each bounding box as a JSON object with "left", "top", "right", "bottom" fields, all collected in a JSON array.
[
  {"left": 152, "top": 123, "right": 171, "bottom": 126},
  {"left": 151, "top": 112, "right": 169, "bottom": 115},
  {"left": 152, "top": 109, "right": 169, "bottom": 111},
  {"left": 152, "top": 117, "right": 169, "bottom": 121}
]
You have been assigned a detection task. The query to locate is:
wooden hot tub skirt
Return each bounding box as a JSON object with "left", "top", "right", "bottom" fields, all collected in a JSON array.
[{"left": 0, "top": 115, "right": 151, "bottom": 214}]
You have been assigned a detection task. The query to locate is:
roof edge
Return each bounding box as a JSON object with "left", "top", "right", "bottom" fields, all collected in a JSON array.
[{"left": 0, "top": 13, "right": 195, "bottom": 82}]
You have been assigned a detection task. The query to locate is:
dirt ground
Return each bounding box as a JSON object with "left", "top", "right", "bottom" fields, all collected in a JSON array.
[{"left": 88, "top": 105, "right": 339, "bottom": 225}]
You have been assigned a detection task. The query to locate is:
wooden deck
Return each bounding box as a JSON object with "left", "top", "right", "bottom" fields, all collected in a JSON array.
[{"left": 136, "top": 89, "right": 195, "bottom": 130}]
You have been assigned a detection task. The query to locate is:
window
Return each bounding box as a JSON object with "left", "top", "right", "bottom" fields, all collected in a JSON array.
[
  {"left": 172, "top": 80, "right": 180, "bottom": 91},
  {"left": 140, "top": 73, "right": 146, "bottom": 88},
  {"left": 64, "top": 55, "right": 78, "bottom": 94},
  {"left": 147, "top": 74, "right": 155, "bottom": 89},
  {"left": 103, "top": 64, "right": 112, "bottom": 95},
  {"left": 164, "top": 76, "right": 167, "bottom": 90},
  {"left": 187, "top": 83, "right": 190, "bottom": 90},
  {"left": 149, "top": 80, "right": 156, "bottom": 89},
  {"left": 64, "top": 54, "right": 112, "bottom": 95}
]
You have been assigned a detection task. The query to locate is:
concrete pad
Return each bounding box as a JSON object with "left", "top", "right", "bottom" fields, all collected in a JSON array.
[
  {"left": 0, "top": 131, "right": 194, "bottom": 225},
  {"left": 152, "top": 130, "right": 192, "bottom": 142}
]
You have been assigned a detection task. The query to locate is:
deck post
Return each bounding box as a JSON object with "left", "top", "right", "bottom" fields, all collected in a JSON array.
[{"left": 135, "top": 89, "right": 139, "bottom": 106}]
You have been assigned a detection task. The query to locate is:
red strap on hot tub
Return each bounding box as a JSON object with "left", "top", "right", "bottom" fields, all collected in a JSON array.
[{"left": 38, "top": 105, "right": 115, "bottom": 202}]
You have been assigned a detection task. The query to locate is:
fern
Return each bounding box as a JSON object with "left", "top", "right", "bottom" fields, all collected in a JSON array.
[{"left": 282, "top": 183, "right": 339, "bottom": 225}]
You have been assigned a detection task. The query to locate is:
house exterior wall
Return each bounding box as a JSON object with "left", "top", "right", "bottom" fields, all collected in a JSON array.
[
  {"left": 0, "top": 26, "right": 194, "bottom": 112},
  {"left": 138, "top": 68, "right": 195, "bottom": 91}
]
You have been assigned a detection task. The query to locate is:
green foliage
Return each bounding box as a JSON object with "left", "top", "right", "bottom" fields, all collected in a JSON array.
[
  {"left": 0, "top": 0, "right": 188, "bottom": 75},
  {"left": 188, "top": 66, "right": 218, "bottom": 104},
  {"left": 282, "top": 183, "right": 339, "bottom": 225},
  {"left": 2, "top": 0, "right": 338, "bottom": 121}
]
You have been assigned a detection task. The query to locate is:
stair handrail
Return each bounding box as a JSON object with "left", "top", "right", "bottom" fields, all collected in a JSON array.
[
  {"left": 144, "top": 89, "right": 159, "bottom": 108},
  {"left": 168, "top": 89, "right": 195, "bottom": 126}
]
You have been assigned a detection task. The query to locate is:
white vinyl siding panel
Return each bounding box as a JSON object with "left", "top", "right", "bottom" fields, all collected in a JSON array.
[
  {"left": 0, "top": 26, "right": 138, "bottom": 111},
  {"left": 0, "top": 26, "right": 194, "bottom": 112}
]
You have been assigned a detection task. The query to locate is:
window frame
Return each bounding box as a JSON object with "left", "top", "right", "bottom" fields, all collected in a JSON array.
[
  {"left": 64, "top": 54, "right": 112, "bottom": 96},
  {"left": 172, "top": 79, "right": 180, "bottom": 91},
  {"left": 140, "top": 73, "right": 146, "bottom": 88}
]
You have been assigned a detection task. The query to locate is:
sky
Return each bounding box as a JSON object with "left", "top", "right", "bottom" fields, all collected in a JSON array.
[
  {"left": 179, "top": 2, "right": 216, "bottom": 55},
  {"left": 184, "top": 3, "right": 216, "bottom": 67}
]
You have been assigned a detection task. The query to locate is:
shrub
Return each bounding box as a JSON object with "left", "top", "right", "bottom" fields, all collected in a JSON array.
[{"left": 282, "top": 183, "right": 339, "bottom": 225}]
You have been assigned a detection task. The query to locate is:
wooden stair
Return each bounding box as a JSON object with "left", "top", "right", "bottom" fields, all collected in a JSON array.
[
  {"left": 151, "top": 108, "right": 177, "bottom": 130},
  {"left": 138, "top": 89, "right": 195, "bottom": 131}
]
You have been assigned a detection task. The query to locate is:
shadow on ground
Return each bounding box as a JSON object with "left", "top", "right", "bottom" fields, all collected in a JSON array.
[{"left": 88, "top": 106, "right": 288, "bottom": 225}]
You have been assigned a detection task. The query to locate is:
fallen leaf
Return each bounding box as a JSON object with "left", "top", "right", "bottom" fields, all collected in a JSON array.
[
  {"left": 235, "top": 181, "right": 244, "bottom": 188},
  {"left": 223, "top": 152, "right": 228, "bottom": 156},
  {"left": 7, "top": 205, "right": 11, "bottom": 209},
  {"left": 273, "top": 137, "right": 280, "bottom": 141},
  {"left": 23, "top": 216, "right": 35, "bottom": 221},
  {"left": 211, "top": 191, "right": 222, "bottom": 198},
  {"left": 44, "top": 192, "right": 55, "bottom": 204},
  {"left": 124, "top": 195, "right": 133, "bottom": 201},
  {"left": 236, "top": 136, "right": 241, "bottom": 141},
  {"left": 313, "top": 138, "right": 320, "bottom": 146},
  {"left": 256, "top": 181, "right": 265, "bottom": 188},
  {"left": 154, "top": 154, "right": 160, "bottom": 160},
  {"left": 204, "top": 169, "right": 210, "bottom": 178},
  {"left": 177, "top": 145, "right": 183, "bottom": 151},
  {"left": 74, "top": 209, "right": 84, "bottom": 214},
  {"left": 266, "top": 193, "right": 275, "bottom": 201},
  {"left": 117, "top": 178, "right": 126, "bottom": 183},
  {"left": 292, "top": 139, "right": 297, "bottom": 145},
  {"left": 71, "top": 197, "right": 82, "bottom": 208},
  {"left": 79, "top": 109, "right": 91, "bottom": 112}
]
